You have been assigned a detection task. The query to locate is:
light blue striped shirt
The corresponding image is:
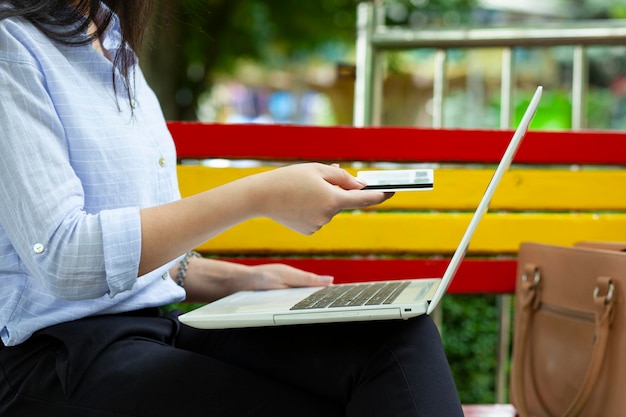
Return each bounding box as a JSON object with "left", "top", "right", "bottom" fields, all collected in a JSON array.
[{"left": 0, "top": 14, "right": 186, "bottom": 346}]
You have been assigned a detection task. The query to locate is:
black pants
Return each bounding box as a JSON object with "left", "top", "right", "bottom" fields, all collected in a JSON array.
[{"left": 0, "top": 309, "right": 463, "bottom": 417}]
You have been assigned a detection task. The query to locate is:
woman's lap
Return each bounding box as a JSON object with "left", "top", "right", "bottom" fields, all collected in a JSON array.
[{"left": 0, "top": 310, "right": 463, "bottom": 417}]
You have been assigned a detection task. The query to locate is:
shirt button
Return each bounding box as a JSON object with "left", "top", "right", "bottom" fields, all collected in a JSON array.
[
  {"left": 130, "top": 99, "right": 137, "bottom": 109},
  {"left": 33, "top": 243, "right": 45, "bottom": 254},
  {"left": 158, "top": 157, "right": 166, "bottom": 167},
  {"left": 161, "top": 272, "right": 168, "bottom": 280}
]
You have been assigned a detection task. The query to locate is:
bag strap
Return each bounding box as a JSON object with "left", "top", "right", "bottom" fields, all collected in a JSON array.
[
  {"left": 512, "top": 263, "right": 541, "bottom": 417},
  {"left": 513, "top": 266, "right": 615, "bottom": 417}
]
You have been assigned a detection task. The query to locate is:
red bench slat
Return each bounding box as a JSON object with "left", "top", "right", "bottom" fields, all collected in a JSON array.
[
  {"left": 216, "top": 258, "right": 517, "bottom": 294},
  {"left": 168, "top": 122, "right": 626, "bottom": 165}
]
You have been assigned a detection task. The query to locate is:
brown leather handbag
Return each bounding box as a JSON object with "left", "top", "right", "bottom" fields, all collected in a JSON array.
[{"left": 510, "top": 242, "right": 626, "bottom": 417}]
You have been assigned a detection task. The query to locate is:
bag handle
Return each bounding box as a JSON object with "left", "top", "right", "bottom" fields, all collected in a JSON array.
[{"left": 513, "top": 265, "right": 615, "bottom": 417}]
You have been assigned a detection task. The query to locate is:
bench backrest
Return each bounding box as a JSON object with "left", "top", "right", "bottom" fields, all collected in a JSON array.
[{"left": 169, "top": 122, "right": 626, "bottom": 294}]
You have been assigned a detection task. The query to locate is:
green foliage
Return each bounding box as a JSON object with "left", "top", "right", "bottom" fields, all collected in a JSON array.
[
  {"left": 161, "top": 302, "right": 202, "bottom": 315},
  {"left": 441, "top": 294, "right": 500, "bottom": 404},
  {"left": 610, "top": 5, "right": 626, "bottom": 18},
  {"left": 382, "top": 0, "right": 476, "bottom": 27}
]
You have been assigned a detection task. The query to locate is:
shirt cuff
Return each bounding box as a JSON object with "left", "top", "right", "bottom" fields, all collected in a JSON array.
[{"left": 100, "top": 207, "right": 142, "bottom": 297}]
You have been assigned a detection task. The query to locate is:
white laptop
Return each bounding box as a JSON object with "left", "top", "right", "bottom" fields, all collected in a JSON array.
[{"left": 179, "top": 86, "right": 543, "bottom": 330}]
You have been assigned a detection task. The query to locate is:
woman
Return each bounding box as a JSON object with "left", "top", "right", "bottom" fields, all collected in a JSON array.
[{"left": 0, "top": 1, "right": 464, "bottom": 416}]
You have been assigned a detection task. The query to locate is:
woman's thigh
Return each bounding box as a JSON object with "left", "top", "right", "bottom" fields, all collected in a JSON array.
[
  {"left": 0, "top": 314, "right": 342, "bottom": 417},
  {"left": 69, "top": 336, "right": 343, "bottom": 417},
  {"left": 177, "top": 314, "right": 464, "bottom": 417}
]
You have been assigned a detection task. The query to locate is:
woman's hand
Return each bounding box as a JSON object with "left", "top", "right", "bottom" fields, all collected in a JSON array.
[
  {"left": 173, "top": 257, "right": 334, "bottom": 303},
  {"left": 246, "top": 163, "right": 393, "bottom": 235},
  {"left": 243, "top": 263, "right": 334, "bottom": 290}
]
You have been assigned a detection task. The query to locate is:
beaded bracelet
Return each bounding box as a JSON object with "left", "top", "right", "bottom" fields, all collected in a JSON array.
[{"left": 176, "top": 251, "right": 202, "bottom": 287}]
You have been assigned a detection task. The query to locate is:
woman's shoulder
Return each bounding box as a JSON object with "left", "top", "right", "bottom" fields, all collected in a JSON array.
[
  {"left": 0, "top": 16, "right": 58, "bottom": 66},
  {"left": 0, "top": 14, "right": 37, "bottom": 38}
]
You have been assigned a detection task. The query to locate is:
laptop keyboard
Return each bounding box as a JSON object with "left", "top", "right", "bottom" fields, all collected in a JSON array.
[{"left": 290, "top": 281, "right": 411, "bottom": 310}]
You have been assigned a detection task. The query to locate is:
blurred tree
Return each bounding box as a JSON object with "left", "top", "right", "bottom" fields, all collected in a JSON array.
[
  {"left": 141, "top": 0, "right": 360, "bottom": 120},
  {"left": 140, "top": 0, "right": 476, "bottom": 121}
]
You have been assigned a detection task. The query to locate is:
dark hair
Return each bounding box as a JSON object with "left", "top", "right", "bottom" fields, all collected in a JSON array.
[{"left": 0, "top": 0, "right": 155, "bottom": 106}]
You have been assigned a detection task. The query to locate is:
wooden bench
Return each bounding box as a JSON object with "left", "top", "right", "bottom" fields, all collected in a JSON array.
[{"left": 169, "top": 121, "right": 626, "bottom": 416}]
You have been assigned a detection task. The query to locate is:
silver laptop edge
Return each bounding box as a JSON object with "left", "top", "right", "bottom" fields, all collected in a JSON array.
[{"left": 426, "top": 85, "right": 543, "bottom": 314}]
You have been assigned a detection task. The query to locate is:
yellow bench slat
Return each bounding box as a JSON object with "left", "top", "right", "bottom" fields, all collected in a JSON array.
[
  {"left": 194, "top": 212, "right": 626, "bottom": 254},
  {"left": 177, "top": 166, "right": 626, "bottom": 211}
]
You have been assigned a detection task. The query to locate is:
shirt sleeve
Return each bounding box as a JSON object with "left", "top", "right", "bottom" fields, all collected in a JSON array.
[{"left": 0, "top": 40, "right": 141, "bottom": 300}]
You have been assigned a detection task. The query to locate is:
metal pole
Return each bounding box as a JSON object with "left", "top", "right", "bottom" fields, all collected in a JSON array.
[
  {"left": 495, "top": 46, "right": 515, "bottom": 405},
  {"left": 369, "top": 21, "right": 626, "bottom": 49},
  {"left": 370, "top": 2, "right": 386, "bottom": 126},
  {"left": 353, "top": 2, "right": 376, "bottom": 127},
  {"left": 572, "top": 45, "right": 588, "bottom": 130},
  {"left": 500, "top": 47, "right": 514, "bottom": 130},
  {"left": 432, "top": 49, "right": 447, "bottom": 128}
]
